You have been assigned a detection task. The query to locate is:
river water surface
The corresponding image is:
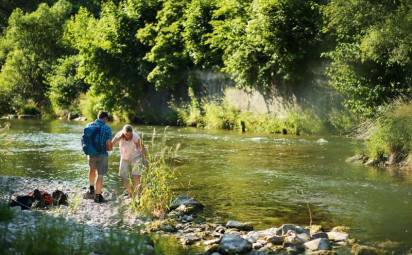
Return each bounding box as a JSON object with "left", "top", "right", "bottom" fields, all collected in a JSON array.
[{"left": 1, "top": 120, "right": 412, "bottom": 253}]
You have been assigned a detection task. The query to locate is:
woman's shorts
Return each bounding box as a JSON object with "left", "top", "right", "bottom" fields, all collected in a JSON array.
[{"left": 119, "top": 157, "right": 145, "bottom": 179}]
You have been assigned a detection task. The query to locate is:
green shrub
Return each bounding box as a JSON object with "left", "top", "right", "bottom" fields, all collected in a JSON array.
[
  {"left": 203, "top": 101, "right": 239, "bottom": 130},
  {"left": 19, "top": 100, "right": 41, "bottom": 115},
  {"left": 78, "top": 91, "right": 105, "bottom": 121},
  {"left": 367, "top": 101, "right": 412, "bottom": 159}
]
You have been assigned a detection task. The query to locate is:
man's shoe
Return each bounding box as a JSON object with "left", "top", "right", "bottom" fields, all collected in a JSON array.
[
  {"left": 94, "top": 194, "right": 105, "bottom": 203},
  {"left": 83, "top": 190, "right": 95, "bottom": 199}
]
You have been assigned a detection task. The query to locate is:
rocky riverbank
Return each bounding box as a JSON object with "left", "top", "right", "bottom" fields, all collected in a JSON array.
[
  {"left": 346, "top": 153, "right": 412, "bottom": 171},
  {"left": 0, "top": 176, "right": 392, "bottom": 255}
]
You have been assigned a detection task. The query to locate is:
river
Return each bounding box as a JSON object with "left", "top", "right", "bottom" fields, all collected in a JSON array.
[{"left": 1, "top": 119, "right": 411, "bottom": 253}]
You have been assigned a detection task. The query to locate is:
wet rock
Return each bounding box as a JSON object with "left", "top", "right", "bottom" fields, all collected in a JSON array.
[
  {"left": 283, "top": 232, "right": 306, "bottom": 246},
  {"left": 351, "top": 244, "right": 380, "bottom": 255},
  {"left": 219, "top": 234, "right": 252, "bottom": 255},
  {"left": 316, "top": 138, "right": 328, "bottom": 145},
  {"left": 175, "top": 204, "right": 200, "bottom": 215},
  {"left": 266, "top": 235, "right": 284, "bottom": 245},
  {"left": 226, "top": 220, "right": 253, "bottom": 231},
  {"left": 311, "top": 232, "right": 328, "bottom": 240},
  {"left": 326, "top": 231, "right": 348, "bottom": 242},
  {"left": 276, "top": 224, "right": 308, "bottom": 236},
  {"left": 304, "top": 238, "right": 330, "bottom": 251},
  {"left": 170, "top": 195, "right": 204, "bottom": 212}
]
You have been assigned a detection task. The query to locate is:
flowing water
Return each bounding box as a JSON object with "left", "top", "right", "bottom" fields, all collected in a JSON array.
[{"left": 1, "top": 120, "right": 412, "bottom": 253}]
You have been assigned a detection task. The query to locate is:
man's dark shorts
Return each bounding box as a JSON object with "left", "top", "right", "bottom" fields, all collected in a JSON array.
[{"left": 88, "top": 156, "right": 108, "bottom": 175}]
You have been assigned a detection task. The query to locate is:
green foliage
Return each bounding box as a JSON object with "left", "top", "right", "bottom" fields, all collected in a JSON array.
[
  {"left": 0, "top": 0, "right": 72, "bottom": 114},
  {"left": 137, "top": 0, "right": 191, "bottom": 89},
  {"left": 78, "top": 90, "right": 104, "bottom": 121},
  {"left": 208, "top": 0, "right": 324, "bottom": 90},
  {"left": 48, "top": 55, "right": 88, "bottom": 113},
  {"left": 327, "top": 108, "right": 359, "bottom": 135},
  {"left": 183, "top": 0, "right": 220, "bottom": 68},
  {"left": 367, "top": 101, "right": 412, "bottom": 159},
  {"left": 175, "top": 97, "right": 326, "bottom": 135},
  {"left": 323, "top": 0, "right": 412, "bottom": 116},
  {"left": 138, "top": 129, "right": 178, "bottom": 217},
  {"left": 19, "top": 100, "right": 41, "bottom": 115},
  {"left": 173, "top": 89, "right": 203, "bottom": 127}
]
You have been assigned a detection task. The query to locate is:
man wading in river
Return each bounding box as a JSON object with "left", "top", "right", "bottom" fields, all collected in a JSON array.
[
  {"left": 112, "top": 125, "right": 146, "bottom": 198},
  {"left": 82, "top": 111, "right": 113, "bottom": 203}
]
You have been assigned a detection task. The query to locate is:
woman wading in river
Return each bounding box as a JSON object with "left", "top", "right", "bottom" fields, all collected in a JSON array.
[{"left": 112, "top": 125, "right": 146, "bottom": 198}]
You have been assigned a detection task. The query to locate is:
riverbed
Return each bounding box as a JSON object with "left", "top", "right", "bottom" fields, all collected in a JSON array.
[{"left": 1, "top": 119, "right": 411, "bottom": 253}]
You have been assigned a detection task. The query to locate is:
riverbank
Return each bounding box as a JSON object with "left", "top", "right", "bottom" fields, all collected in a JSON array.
[{"left": 0, "top": 175, "right": 393, "bottom": 255}]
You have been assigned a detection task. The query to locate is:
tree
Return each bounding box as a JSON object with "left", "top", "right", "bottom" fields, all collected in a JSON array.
[
  {"left": 323, "top": 0, "right": 412, "bottom": 116},
  {"left": 0, "top": 0, "right": 72, "bottom": 112}
]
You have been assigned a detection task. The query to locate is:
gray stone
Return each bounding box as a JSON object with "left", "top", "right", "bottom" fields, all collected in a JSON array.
[
  {"left": 160, "top": 224, "right": 177, "bottom": 233},
  {"left": 304, "top": 238, "right": 331, "bottom": 251},
  {"left": 276, "top": 224, "right": 308, "bottom": 236},
  {"left": 326, "top": 231, "right": 348, "bottom": 242},
  {"left": 180, "top": 233, "right": 200, "bottom": 245},
  {"left": 219, "top": 234, "right": 252, "bottom": 255},
  {"left": 226, "top": 220, "right": 254, "bottom": 231},
  {"left": 266, "top": 235, "right": 284, "bottom": 245},
  {"left": 283, "top": 233, "right": 306, "bottom": 246},
  {"left": 170, "top": 195, "right": 204, "bottom": 212}
]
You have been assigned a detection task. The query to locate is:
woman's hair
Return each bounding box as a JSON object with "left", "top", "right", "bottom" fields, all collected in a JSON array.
[{"left": 122, "top": 124, "right": 133, "bottom": 133}]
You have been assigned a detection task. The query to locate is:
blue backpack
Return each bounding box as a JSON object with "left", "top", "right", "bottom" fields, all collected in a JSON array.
[{"left": 81, "top": 123, "right": 104, "bottom": 156}]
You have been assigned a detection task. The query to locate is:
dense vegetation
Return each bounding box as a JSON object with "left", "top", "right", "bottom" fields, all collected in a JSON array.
[{"left": 0, "top": 0, "right": 411, "bottom": 127}]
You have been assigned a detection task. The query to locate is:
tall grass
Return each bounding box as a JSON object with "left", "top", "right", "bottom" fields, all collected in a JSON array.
[
  {"left": 0, "top": 209, "right": 153, "bottom": 255},
  {"left": 366, "top": 101, "right": 412, "bottom": 161},
  {"left": 175, "top": 97, "right": 326, "bottom": 135},
  {"left": 137, "top": 128, "right": 179, "bottom": 218}
]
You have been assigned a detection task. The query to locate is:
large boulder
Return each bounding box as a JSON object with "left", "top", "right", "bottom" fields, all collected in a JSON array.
[
  {"left": 170, "top": 195, "right": 204, "bottom": 213},
  {"left": 218, "top": 234, "right": 252, "bottom": 255},
  {"left": 226, "top": 220, "right": 253, "bottom": 231}
]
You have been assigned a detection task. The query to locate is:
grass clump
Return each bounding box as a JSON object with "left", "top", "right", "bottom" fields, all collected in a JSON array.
[
  {"left": 138, "top": 128, "right": 179, "bottom": 218},
  {"left": 366, "top": 101, "right": 412, "bottom": 162}
]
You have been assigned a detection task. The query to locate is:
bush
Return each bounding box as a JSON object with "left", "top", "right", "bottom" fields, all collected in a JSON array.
[
  {"left": 366, "top": 101, "right": 412, "bottom": 160},
  {"left": 78, "top": 91, "right": 105, "bottom": 121},
  {"left": 18, "top": 100, "right": 41, "bottom": 115}
]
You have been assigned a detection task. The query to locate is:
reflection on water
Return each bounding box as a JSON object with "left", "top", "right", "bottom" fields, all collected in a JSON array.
[{"left": 1, "top": 120, "right": 412, "bottom": 252}]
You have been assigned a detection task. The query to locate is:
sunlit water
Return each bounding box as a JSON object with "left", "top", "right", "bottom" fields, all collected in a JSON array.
[{"left": 1, "top": 120, "right": 412, "bottom": 253}]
